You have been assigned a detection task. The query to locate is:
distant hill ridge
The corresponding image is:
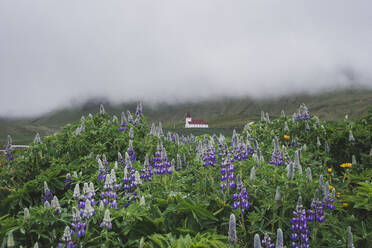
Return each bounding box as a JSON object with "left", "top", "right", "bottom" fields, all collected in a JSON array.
[{"left": 1, "top": 88, "right": 372, "bottom": 144}]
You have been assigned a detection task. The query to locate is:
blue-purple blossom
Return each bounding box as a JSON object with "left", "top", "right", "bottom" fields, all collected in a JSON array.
[
  {"left": 294, "top": 104, "right": 311, "bottom": 121},
  {"left": 4, "top": 135, "right": 14, "bottom": 161},
  {"left": 118, "top": 112, "right": 129, "bottom": 131},
  {"left": 127, "top": 140, "right": 136, "bottom": 162},
  {"left": 135, "top": 102, "right": 143, "bottom": 117},
  {"left": 140, "top": 154, "right": 153, "bottom": 181},
  {"left": 43, "top": 181, "right": 54, "bottom": 203},
  {"left": 290, "top": 197, "right": 310, "bottom": 248},
  {"left": 64, "top": 173, "right": 72, "bottom": 188},
  {"left": 261, "top": 233, "right": 275, "bottom": 248},
  {"left": 269, "top": 137, "right": 284, "bottom": 166},
  {"left": 152, "top": 141, "right": 173, "bottom": 175},
  {"left": 232, "top": 186, "right": 250, "bottom": 214},
  {"left": 100, "top": 209, "right": 112, "bottom": 229},
  {"left": 219, "top": 154, "right": 236, "bottom": 189},
  {"left": 201, "top": 145, "right": 216, "bottom": 167}
]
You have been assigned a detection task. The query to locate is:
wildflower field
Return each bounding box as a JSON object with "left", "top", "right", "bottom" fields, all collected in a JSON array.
[{"left": 0, "top": 103, "right": 371, "bottom": 247}]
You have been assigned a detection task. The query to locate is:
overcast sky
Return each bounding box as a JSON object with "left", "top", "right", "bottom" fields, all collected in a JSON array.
[{"left": 0, "top": 0, "right": 371, "bottom": 117}]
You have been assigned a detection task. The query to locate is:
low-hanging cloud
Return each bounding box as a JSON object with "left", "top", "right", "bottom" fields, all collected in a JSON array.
[{"left": 0, "top": 0, "right": 371, "bottom": 117}]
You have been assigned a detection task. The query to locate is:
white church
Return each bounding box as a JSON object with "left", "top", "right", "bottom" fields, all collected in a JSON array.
[{"left": 185, "top": 112, "right": 209, "bottom": 128}]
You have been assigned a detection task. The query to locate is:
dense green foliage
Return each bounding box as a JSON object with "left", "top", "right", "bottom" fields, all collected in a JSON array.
[{"left": 0, "top": 105, "right": 371, "bottom": 247}]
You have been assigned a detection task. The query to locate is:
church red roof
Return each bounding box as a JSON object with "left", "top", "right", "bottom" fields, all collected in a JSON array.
[
  {"left": 186, "top": 112, "right": 191, "bottom": 118},
  {"left": 188, "top": 120, "right": 208, "bottom": 125}
]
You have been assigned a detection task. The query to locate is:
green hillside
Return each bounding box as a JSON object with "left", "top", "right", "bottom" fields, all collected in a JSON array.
[{"left": 1, "top": 88, "right": 372, "bottom": 144}]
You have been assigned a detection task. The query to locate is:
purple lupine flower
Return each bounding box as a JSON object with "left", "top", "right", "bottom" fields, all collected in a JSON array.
[
  {"left": 233, "top": 141, "right": 254, "bottom": 161},
  {"left": 294, "top": 104, "right": 311, "bottom": 121},
  {"left": 290, "top": 197, "right": 310, "bottom": 248},
  {"left": 269, "top": 149, "right": 284, "bottom": 166},
  {"left": 64, "top": 173, "right": 72, "bottom": 189},
  {"left": 121, "top": 159, "right": 138, "bottom": 208},
  {"left": 261, "top": 233, "right": 275, "bottom": 248},
  {"left": 97, "top": 157, "right": 110, "bottom": 181},
  {"left": 140, "top": 154, "right": 153, "bottom": 181},
  {"left": 60, "top": 226, "right": 77, "bottom": 248},
  {"left": 135, "top": 102, "right": 143, "bottom": 117},
  {"left": 81, "top": 199, "right": 96, "bottom": 219},
  {"left": 269, "top": 137, "right": 284, "bottom": 166},
  {"left": 217, "top": 140, "right": 228, "bottom": 158},
  {"left": 307, "top": 190, "right": 325, "bottom": 223},
  {"left": 118, "top": 112, "right": 129, "bottom": 131},
  {"left": 220, "top": 153, "right": 236, "bottom": 189},
  {"left": 127, "top": 140, "right": 136, "bottom": 162},
  {"left": 100, "top": 209, "right": 112, "bottom": 229},
  {"left": 73, "top": 184, "right": 80, "bottom": 200},
  {"left": 4, "top": 135, "right": 14, "bottom": 161},
  {"left": 232, "top": 186, "right": 250, "bottom": 214},
  {"left": 100, "top": 170, "right": 120, "bottom": 210},
  {"left": 71, "top": 212, "right": 86, "bottom": 239},
  {"left": 43, "top": 182, "right": 54, "bottom": 203},
  {"left": 127, "top": 110, "right": 135, "bottom": 124},
  {"left": 152, "top": 141, "right": 173, "bottom": 175},
  {"left": 201, "top": 145, "right": 216, "bottom": 167},
  {"left": 51, "top": 196, "right": 62, "bottom": 215}
]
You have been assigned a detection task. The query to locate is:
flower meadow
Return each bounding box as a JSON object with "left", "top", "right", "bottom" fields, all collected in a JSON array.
[{"left": 0, "top": 104, "right": 371, "bottom": 247}]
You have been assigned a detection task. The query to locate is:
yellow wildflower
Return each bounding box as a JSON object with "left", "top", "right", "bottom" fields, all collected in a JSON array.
[
  {"left": 328, "top": 168, "right": 332, "bottom": 173},
  {"left": 343, "top": 202, "right": 349, "bottom": 207},
  {"left": 340, "top": 163, "right": 352, "bottom": 168},
  {"left": 336, "top": 192, "right": 341, "bottom": 198},
  {"left": 284, "top": 135, "right": 290, "bottom": 140},
  {"left": 329, "top": 185, "right": 334, "bottom": 191}
]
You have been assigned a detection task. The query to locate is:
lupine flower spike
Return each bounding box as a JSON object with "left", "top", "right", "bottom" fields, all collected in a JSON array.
[
  {"left": 51, "top": 196, "right": 61, "bottom": 215},
  {"left": 43, "top": 181, "right": 54, "bottom": 203},
  {"left": 34, "top": 133, "right": 42, "bottom": 144},
  {"left": 261, "top": 233, "right": 274, "bottom": 248},
  {"left": 250, "top": 166, "right": 256, "bottom": 183},
  {"left": 228, "top": 213, "right": 237, "bottom": 245},
  {"left": 100, "top": 209, "right": 112, "bottom": 229},
  {"left": 24, "top": 207, "right": 30, "bottom": 219},
  {"left": 290, "top": 196, "right": 310, "bottom": 248},
  {"left": 352, "top": 155, "right": 357, "bottom": 165},
  {"left": 284, "top": 121, "right": 289, "bottom": 133},
  {"left": 324, "top": 141, "right": 330, "bottom": 153},
  {"left": 276, "top": 228, "right": 284, "bottom": 248},
  {"left": 294, "top": 150, "right": 302, "bottom": 174},
  {"left": 287, "top": 162, "right": 294, "bottom": 180},
  {"left": 275, "top": 186, "right": 281, "bottom": 204},
  {"left": 7, "top": 232, "right": 15, "bottom": 247},
  {"left": 349, "top": 130, "right": 355, "bottom": 143},
  {"left": 306, "top": 167, "right": 312, "bottom": 183},
  {"left": 269, "top": 137, "right": 284, "bottom": 166},
  {"left": 100, "top": 104, "right": 105, "bottom": 114},
  {"left": 254, "top": 234, "right": 262, "bottom": 248},
  {"left": 347, "top": 226, "right": 355, "bottom": 248},
  {"left": 4, "top": 135, "right": 14, "bottom": 161}
]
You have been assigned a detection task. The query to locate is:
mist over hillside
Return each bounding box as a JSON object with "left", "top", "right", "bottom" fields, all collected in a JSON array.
[{"left": 1, "top": 88, "right": 371, "bottom": 144}]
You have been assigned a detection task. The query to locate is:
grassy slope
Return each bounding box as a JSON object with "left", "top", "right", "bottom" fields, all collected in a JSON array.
[{"left": 1, "top": 88, "right": 371, "bottom": 144}]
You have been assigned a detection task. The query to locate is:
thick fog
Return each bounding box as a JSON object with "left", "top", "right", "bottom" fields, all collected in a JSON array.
[{"left": 0, "top": 0, "right": 371, "bottom": 117}]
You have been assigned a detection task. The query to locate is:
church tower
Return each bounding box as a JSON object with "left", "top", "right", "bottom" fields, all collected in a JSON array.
[{"left": 185, "top": 112, "right": 192, "bottom": 127}]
